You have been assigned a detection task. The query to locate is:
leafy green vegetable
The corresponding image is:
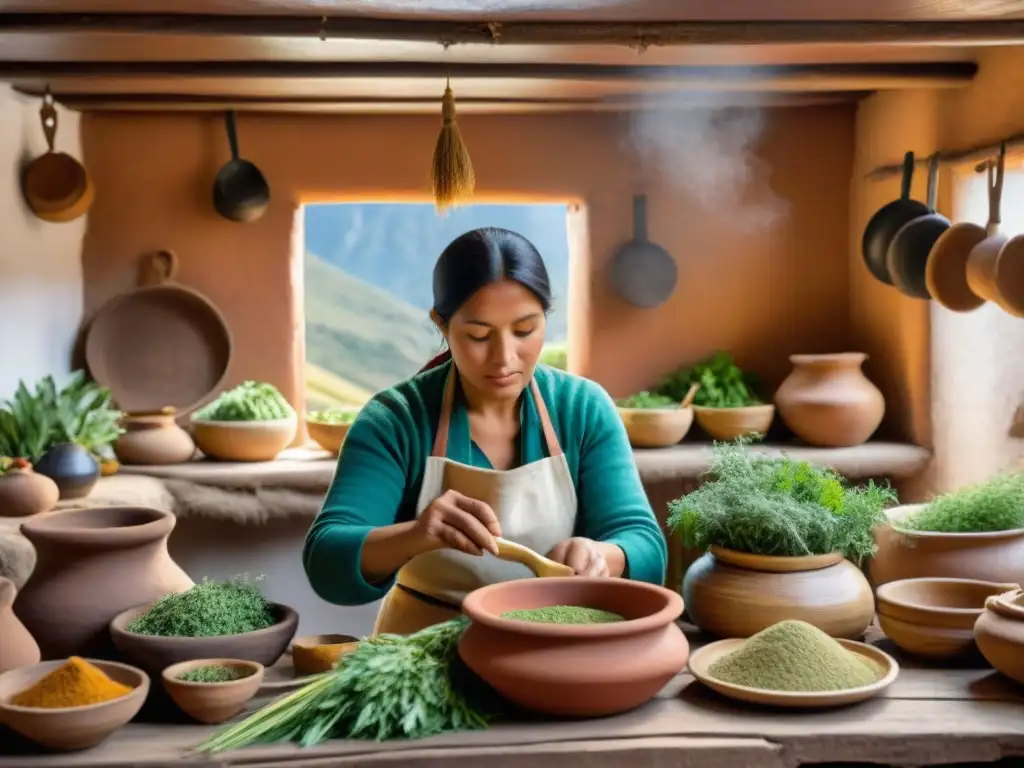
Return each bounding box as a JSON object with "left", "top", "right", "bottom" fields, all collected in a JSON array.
[
  {"left": 901, "top": 473, "right": 1024, "bottom": 533},
  {"left": 127, "top": 575, "right": 276, "bottom": 638},
  {"left": 616, "top": 391, "right": 678, "bottom": 409},
  {"left": 194, "top": 381, "right": 295, "bottom": 422},
  {"left": 667, "top": 439, "right": 896, "bottom": 564},
  {"left": 306, "top": 408, "right": 359, "bottom": 425},
  {"left": 658, "top": 351, "right": 762, "bottom": 408}
]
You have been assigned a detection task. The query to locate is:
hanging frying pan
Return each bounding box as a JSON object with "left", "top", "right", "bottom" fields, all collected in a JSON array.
[
  {"left": 886, "top": 154, "right": 949, "bottom": 300},
  {"left": 212, "top": 110, "right": 270, "bottom": 223},
  {"left": 862, "top": 151, "right": 930, "bottom": 285},
  {"left": 608, "top": 194, "right": 678, "bottom": 309}
]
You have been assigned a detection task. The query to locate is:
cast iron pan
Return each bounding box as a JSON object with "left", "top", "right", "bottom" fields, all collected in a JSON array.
[
  {"left": 213, "top": 110, "right": 270, "bottom": 223},
  {"left": 886, "top": 154, "right": 949, "bottom": 300},
  {"left": 862, "top": 151, "right": 929, "bottom": 285},
  {"left": 608, "top": 194, "right": 678, "bottom": 308}
]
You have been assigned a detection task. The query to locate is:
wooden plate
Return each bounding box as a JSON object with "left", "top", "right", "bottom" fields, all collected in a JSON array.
[{"left": 687, "top": 637, "right": 899, "bottom": 708}]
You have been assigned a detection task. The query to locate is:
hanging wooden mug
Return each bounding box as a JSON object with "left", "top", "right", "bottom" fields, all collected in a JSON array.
[{"left": 965, "top": 143, "right": 1012, "bottom": 310}]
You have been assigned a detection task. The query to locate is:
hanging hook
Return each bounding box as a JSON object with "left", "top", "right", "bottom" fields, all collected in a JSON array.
[
  {"left": 319, "top": 15, "right": 327, "bottom": 42},
  {"left": 39, "top": 85, "right": 58, "bottom": 153}
]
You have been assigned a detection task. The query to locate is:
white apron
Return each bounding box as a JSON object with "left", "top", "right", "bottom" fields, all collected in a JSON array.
[{"left": 373, "top": 368, "right": 578, "bottom": 636}]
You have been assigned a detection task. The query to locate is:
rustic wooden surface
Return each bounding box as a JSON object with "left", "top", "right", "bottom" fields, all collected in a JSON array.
[{"left": 4, "top": 622, "right": 1023, "bottom": 768}]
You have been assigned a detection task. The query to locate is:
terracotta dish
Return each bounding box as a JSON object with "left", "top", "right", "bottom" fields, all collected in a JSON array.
[
  {"left": 291, "top": 634, "right": 360, "bottom": 676},
  {"left": 975, "top": 589, "right": 1024, "bottom": 684},
  {"left": 693, "top": 404, "right": 775, "bottom": 441},
  {"left": 161, "top": 658, "right": 264, "bottom": 724},
  {"left": 306, "top": 421, "right": 352, "bottom": 456},
  {"left": 459, "top": 577, "right": 689, "bottom": 717},
  {"left": 926, "top": 221, "right": 987, "bottom": 312},
  {"left": 21, "top": 93, "right": 94, "bottom": 224},
  {"left": 876, "top": 577, "right": 1019, "bottom": 660},
  {"left": 688, "top": 638, "right": 898, "bottom": 708},
  {"left": 191, "top": 415, "right": 298, "bottom": 462},
  {"left": 109, "top": 601, "right": 298, "bottom": 675},
  {"left": 0, "top": 659, "right": 149, "bottom": 751},
  {"left": 617, "top": 406, "right": 693, "bottom": 448}
]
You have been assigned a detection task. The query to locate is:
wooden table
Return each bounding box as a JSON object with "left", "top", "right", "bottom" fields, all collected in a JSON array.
[{"left": 4, "top": 626, "right": 1023, "bottom": 768}]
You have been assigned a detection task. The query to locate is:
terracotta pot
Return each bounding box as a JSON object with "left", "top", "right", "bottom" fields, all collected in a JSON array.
[
  {"left": 305, "top": 421, "right": 351, "bottom": 457},
  {"left": 14, "top": 506, "right": 194, "bottom": 660},
  {"left": 617, "top": 407, "right": 693, "bottom": 448},
  {"left": 192, "top": 414, "right": 298, "bottom": 462},
  {"left": 0, "top": 466, "right": 59, "bottom": 518},
  {"left": 114, "top": 410, "right": 196, "bottom": 465},
  {"left": 0, "top": 577, "right": 40, "bottom": 674},
  {"left": 692, "top": 404, "right": 775, "bottom": 441},
  {"left": 32, "top": 443, "right": 99, "bottom": 500},
  {"left": 459, "top": 577, "right": 689, "bottom": 717},
  {"left": 869, "top": 503, "right": 1024, "bottom": 588},
  {"left": 774, "top": 353, "right": 885, "bottom": 447},
  {"left": 683, "top": 546, "right": 875, "bottom": 639},
  {"left": 974, "top": 588, "right": 1024, "bottom": 684}
]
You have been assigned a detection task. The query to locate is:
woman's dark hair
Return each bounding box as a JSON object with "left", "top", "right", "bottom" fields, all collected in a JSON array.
[{"left": 420, "top": 227, "right": 553, "bottom": 372}]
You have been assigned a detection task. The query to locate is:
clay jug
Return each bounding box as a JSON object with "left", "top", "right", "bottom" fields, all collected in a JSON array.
[
  {"left": 775, "top": 353, "right": 885, "bottom": 447},
  {"left": 114, "top": 409, "right": 196, "bottom": 465},
  {"left": 0, "top": 577, "right": 40, "bottom": 673},
  {"left": 0, "top": 460, "right": 59, "bottom": 517},
  {"left": 14, "top": 506, "right": 194, "bottom": 660}
]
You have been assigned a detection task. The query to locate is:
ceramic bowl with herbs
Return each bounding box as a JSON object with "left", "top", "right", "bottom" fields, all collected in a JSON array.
[
  {"left": 162, "top": 658, "right": 264, "bottom": 724},
  {"left": 109, "top": 576, "right": 298, "bottom": 675},
  {"left": 615, "top": 391, "right": 693, "bottom": 448},
  {"left": 305, "top": 408, "right": 359, "bottom": 456},
  {"left": 191, "top": 381, "right": 298, "bottom": 462}
]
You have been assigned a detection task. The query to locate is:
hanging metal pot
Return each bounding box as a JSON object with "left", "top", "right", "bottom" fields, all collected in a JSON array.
[{"left": 862, "top": 152, "right": 930, "bottom": 285}]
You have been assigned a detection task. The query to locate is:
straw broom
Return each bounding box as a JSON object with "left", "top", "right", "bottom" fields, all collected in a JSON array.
[{"left": 432, "top": 81, "right": 475, "bottom": 214}]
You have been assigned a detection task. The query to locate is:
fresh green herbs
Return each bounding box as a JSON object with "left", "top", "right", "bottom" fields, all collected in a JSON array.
[
  {"left": 196, "top": 618, "right": 489, "bottom": 753},
  {"left": 901, "top": 473, "right": 1024, "bottom": 533},
  {"left": 667, "top": 440, "right": 896, "bottom": 563},
  {"left": 658, "top": 351, "right": 762, "bottom": 408},
  {"left": 306, "top": 408, "right": 358, "bottom": 425},
  {"left": 127, "top": 576, "right": 277, "bottom": 638},
  {"left": 178, "top": 665, "right": 254, "bottom": 683},
  {"left": 194, "top": 381, "right": 295, "bottom": 422},
  {"left": 501, "top": 606, "right": 625, "bottom": 624},
  {"left": 616, "top": 391, "right": 678, "bottom": 409}
]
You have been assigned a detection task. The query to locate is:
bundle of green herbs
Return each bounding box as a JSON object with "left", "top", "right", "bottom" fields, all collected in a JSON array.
[
  {"left": 127, "top": 576, "right": 277, "bottom": 638},
  {"left": 667, "top": 440, "right": 896, "bottom": 563},
  {"left": 900, "top": 472, "right": 1024, "bottom": 533},
  {"left": 194, "top": 381, "right": 295, "bottom": 422},
  {"left": 657, "top": 351, "right": 762, "bottom": 408},
  {"left": 615, "top": 391, "right": 678, "bottom": 409},
  {"left": 196, "top": 617, "right": 493, "bottom": 753}
]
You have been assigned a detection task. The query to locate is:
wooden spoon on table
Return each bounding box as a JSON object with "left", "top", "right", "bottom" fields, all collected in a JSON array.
[
  {"left": 495, "top": 538, "right": 574, "bottom": 577},
  {"left": 681, "top": 383, "right": 700, "bottom": 409}
]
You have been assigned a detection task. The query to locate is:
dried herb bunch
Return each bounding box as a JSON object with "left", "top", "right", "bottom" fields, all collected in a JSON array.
[
  {"left": 127, "top": 576, "right": 276, "bottom": 638},
  {"left": 668, "top": 440, "right": 896, "bottom": 563}
]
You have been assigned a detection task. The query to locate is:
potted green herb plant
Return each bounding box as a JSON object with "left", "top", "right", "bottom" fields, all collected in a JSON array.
[
  {"left": 615, "top": 387, "right": 697, "bottom": 449},
  {"left": 191, "top": 381, "right": 297, "bottom": 462},
  {"left": 669, "top": 440, "right": 895, "bottom": 639},
  {"left": 305, "top": 407, "right": 360, "bottom": 456},
  {"left": 870, "top": 472, "right": 1024, "bottom": 588}
]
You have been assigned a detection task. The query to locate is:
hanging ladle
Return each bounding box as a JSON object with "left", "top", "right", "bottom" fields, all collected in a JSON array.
[{"left": 212, "top": 110, "right": 270, "bottom": 223}]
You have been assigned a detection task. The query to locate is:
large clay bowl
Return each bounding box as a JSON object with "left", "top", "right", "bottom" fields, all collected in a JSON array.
[
  {"left": 617, "top": 407, "right": 693, "bottom": 448},
  {"left": 305, "top": 421, "right": 352, "bottom": 456},
  {"left": 460, "top": 577, "right": 688, "bottom": 717},
  {"left": 0, "top": 659, "right": 149, "bottom": 751},
  {"left": 683, "top": 547, "right": 875, "bottom": 639},
  {"left": 109, "top": 602, "right": 298, "bottom": 676},
  {"left": 975, "top": 589, "right": 1024, "bottom": 684},
  {"left": 692, "top": 404, "right": 775, "bottom": 441},
  {"left": 162, "top": 658, "right": 264, "bottom": 724},
  {"left": 876, "top": 577, "right": 1019, "bottom": 660},
  {"left": 191, "top": 414, "right": 298, "bottom": 462},
  {"left": 869, "top": 503, "right": 1024, "bottom": 588}
]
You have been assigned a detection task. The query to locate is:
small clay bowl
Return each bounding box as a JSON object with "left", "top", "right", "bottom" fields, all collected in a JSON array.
[
  {"left": 876, "top": 577, "right": 1020, "bottom": 660},
  {"left": 0, "top": 658, "right": 149, "bottom": 751},
  {"left": 693, "top": 404, "right": 775, "bottom": 441},
  {"left": 305, "top": 421, "right": 352, "bottom": 456},
  {"left": 291, "top": 634, "right": 360, "bottom": 676},
  {"left": 617, "top": 407, "right": 693, "bottom": 448},
  {"left": 109, "top": 601, "right": 298, "bottom": 676},
  {"left": 161, "top": 658, "right": 264, "bottom": 724}
]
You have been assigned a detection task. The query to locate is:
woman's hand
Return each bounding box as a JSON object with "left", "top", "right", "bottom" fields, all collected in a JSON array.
[
  {"left": 413, "top": 489, "right": 502, "bottom": 557},
  {"left": 546, "top": 537, "right": 622, "bottom": 577}
]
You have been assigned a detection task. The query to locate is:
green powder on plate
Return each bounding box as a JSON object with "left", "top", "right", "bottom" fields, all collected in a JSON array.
[
  {"left": 500, "top": 606, "right": 625, "bottom": 624},
  {"left": 707, "top": 620, "right": 882, "bottom": 692},
  {"left": 177, "top": 665, "right": 254, "bottom": 683}
]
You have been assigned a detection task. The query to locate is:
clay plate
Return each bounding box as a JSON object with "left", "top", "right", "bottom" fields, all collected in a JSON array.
[{"left": 687, "top": 638, "right": 898, "bottom": 708}]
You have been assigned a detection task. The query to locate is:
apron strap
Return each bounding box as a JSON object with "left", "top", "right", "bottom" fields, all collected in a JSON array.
[{"left": 430, "top": 368, "right": 563, "bottom": 459}]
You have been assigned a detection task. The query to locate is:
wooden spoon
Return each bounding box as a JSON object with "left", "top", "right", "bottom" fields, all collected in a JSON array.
[
  {"left": 681, "top": 383, "right": 700, "bottom": 409},
  {"left": 495, "top": 538, "right": 574, "bottom": 577}
]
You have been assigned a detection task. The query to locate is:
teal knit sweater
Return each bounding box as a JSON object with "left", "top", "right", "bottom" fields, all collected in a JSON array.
[{"left": 303, "top": 361, "right": 667, "bottom": 605}]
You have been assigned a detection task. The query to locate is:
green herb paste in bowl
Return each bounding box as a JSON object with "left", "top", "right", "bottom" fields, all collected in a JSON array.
[{"left": 500, "top": 606, "right": 626, "bottom": 625}]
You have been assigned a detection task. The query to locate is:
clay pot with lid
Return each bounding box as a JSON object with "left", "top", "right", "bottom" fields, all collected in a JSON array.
[
  {"left": 774, "top": 353, "right": 885, "bottom": 447},
  {"left": 0, "top": 459, "right": 59, "bottom": 517},
  {"left": 14, "top": 506, "right": 194, "bottom": 660},
  {"left": 974, "top": 588, "right": 1024, "bottom": 684},
  {"left": 0, "top": 577, "right": 41, "bottom": 674},
  {"left": 114, "top": 407, "right": 196, "bottom": 465},
  {"left": 683, "top": 546, "right": 875, "bottom": 639}
]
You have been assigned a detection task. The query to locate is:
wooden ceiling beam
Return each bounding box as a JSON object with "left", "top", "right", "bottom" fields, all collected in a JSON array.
[{"left": 3, "top": 15, "right": 1024, "bottom": 46}]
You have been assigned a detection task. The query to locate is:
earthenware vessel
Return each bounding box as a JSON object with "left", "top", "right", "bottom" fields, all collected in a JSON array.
[
  {"left": 291, "top": 634, "right": 360, "bottom": 676},
  {"left": 192, "top": 413, "right": 297, "bottom": 462},
  {"left": 32, "top": 443, "right": 99, "bottom": 500},
  {"left": 869, "top": 504, "right": 1024, "bottom": 588},
  {"left": 774, "top": 353, "right": 885, "bottom": 447},
  {"left": 161, "top": 659, "right": 264, "bottom": 724},
  {"left": 14, "top": 506, "right": 194, "bottom": 659},
  {"left": 683, "top": 546, "right": 875, "bottom": 639},
  {"left": 617, "top": 406, "right": 693, "bottom": 448},
  {"left": 876, "top": 577, "right": 1019, "bottom": 660},
  {"left": 0, "top": 577, "right": 40, "bottom": 673},
  {"left": 459, "top": 577, "right": 689, "bottom": 717},
  {"left": 114, "top": 409, "right": 196, "bottom": 465},
  {"left": 306, "top": 421, "right": 352, "bottom": 456},
  {"left": 0, "top": 461, "right": 59, "bottom": 518},
  {"left": 0, "top": 659, "right": 149, "bottom": 751},
  {"left": 974, "top": 588, "right": 1024, "bottom": 684},
  {"left": 692, "top": 404, "right": 775, "bottom": 441}
]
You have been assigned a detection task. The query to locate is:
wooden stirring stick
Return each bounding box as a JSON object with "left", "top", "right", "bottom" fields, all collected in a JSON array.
[
  {"left": 681, "top": 383, "right": 700, "bottom": 409},
  {"left": 495, "top": 538, "right": 574, "bottom": 577}
]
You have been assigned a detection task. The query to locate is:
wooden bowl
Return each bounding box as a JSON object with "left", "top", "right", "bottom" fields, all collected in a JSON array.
[
  {"left": 161, "top": 658, "right": 264, "bottom": 724},
  {"left": 291, "top": 634, "right": 360, "bottom": 676},
  {"left": 191, "top": 414, "right": 298, "bottom": 462},
  {"left": 617, "top": 407, "right": 693, "bottom": 448},
  {"left": 305, "top": 421, "right": 352, "bottom": 456},
  {"left": 876, "top": 577, "right": 1019, "bottom": 660},
  {"left": 109, "top": 602, "right": 298, "bottom": 676},
  {"left": 693, "top": 404, "right": 775, "bottom": 441},
  {"left": 459, "top": 577, "right": 689, "bottom": 717},
  {"left": 688, "top": 638, "right": 898, "bottom": 708},
  {"left": 0, "top": 659, "right": 149, "bottom": 751}
]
